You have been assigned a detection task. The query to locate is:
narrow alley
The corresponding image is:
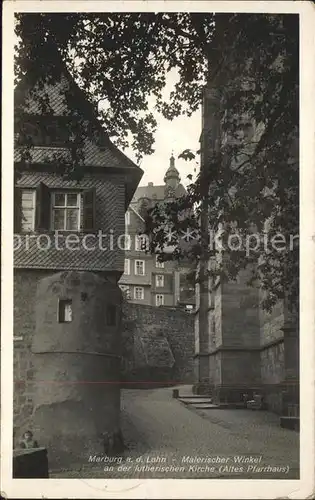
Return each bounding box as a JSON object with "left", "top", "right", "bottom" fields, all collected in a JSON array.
[{"left": 51, "top": 386, "right": 299, "bottom": 479}]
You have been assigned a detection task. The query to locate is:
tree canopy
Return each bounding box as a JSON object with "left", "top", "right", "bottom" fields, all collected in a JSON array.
[
  {"left": 14, "top": 12, "right": 299, "bottom": 312},
  {"left": 15, "top": 12, "right": 215, "bottom": 159}
]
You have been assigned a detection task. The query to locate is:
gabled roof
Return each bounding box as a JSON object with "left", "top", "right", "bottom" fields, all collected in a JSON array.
[
  {"left": 14, "top": 45, "right": 143, "bottom": 205},
  {"left": 130, "top": 155, "right": 186, "bottom": 204},
  {"left": 131, "top": 183, "right": 186, "bottom": 204}
]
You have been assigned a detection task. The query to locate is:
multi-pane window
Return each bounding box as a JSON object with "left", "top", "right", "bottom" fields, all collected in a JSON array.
[
  {"left": 124, "top": 259, "right": 130, "bottom": 275},
  {"left": 135, "top": 234, "right": 149, "bottom": 251},
  {"left": 21, "top": 189, "right": 36, "bottom": 232},
  {"left": 52, "top": 192, "right": 80, "bottom": 231},
  {"left": 134, "top": 286, "right": 144, "bottom": 300},
  {"left": 156, "top": 294, "right": 164, "bottom": 306},
  {"left": 156, "top": 255, "right": 164, "bottom": 268},
  {"left": 135, "top": 260, "right": 145, "bottom": 276},
  {"left": 156, "top": 274, "right": 164, "bottom": 287}
]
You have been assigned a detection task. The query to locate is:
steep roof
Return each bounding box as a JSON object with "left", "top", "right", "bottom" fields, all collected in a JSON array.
[
  {"left": 131, "top": 183, "right": 186, "bottom": 205},
  {"left": 130, "top": 154, "right": 186, "bottom": 205},
  {"left": 14, "top": 46, "right": 143, "bottom": 205}
]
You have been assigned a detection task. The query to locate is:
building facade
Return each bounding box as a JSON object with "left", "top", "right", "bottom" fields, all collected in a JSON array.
[
  {"left": 119, "top": 155, "right": 195, "bottom": 310},
  {"left": 194, "top": 15, "right": 299, "bottom": 417},
  {"left": 14, "top": 52, "right": 143, "bottom": 466}
]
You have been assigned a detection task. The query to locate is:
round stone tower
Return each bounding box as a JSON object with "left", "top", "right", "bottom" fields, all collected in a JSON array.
[{"left": 31, "top": 271, "right": 123, "bottom": 468}]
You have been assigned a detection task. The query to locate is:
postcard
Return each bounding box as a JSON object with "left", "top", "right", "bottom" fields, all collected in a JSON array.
[{"left": 1, "top": 1, "right": 314, "bottom": 498}]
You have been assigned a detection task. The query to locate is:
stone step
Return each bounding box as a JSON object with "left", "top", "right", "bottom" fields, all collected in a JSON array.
[
  {"left": 179, "top": 395, "right": 211, "bottom": 400},
  {"left": 214, "top": 402, "right": 246, "bottom": 410},
  {"left": 178, "top": 397, "right": 213, "bottom": 405},
  {"left": 190, "top": 403, "right": 218, "bottom": 409}
]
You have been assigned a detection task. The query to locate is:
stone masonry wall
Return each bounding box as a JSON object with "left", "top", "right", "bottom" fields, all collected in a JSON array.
[
  {"left": 206, "top": 271, "right": 261, "bottom": 402},
  {"left": 260, "top": 342, "right": 285, "bottom": 414},
  {"left": 14, "top": 269, "right": 54, "bottom": 434},
  {"left": 259, "top": 296, "right": 285, "bottom": 413},
  {"left": 259, "top": 300, "right": 285, "bottom": 345},
  {"left": 220, "top": 271, "right": 260, "bottom": 349},
  {"left": 14, "top": 269, "right": 122, "bottom": 465},
  {"left": 121, "top": 303, "right": 194, "bottom": 385}
]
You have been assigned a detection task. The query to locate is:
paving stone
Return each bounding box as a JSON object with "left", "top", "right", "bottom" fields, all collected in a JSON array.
[
  {"left": 50, "top": 386, "right": 299, "bottom": 479},
  {"left": 179, "top": 398, "right": 213, "bottom": 404}
]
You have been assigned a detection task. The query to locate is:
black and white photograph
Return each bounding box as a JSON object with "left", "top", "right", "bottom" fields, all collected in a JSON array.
[{"left": 1, "top": 1, "right": 314, "bottom": 498}]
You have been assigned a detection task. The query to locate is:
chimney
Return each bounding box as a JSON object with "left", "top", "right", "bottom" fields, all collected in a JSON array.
[{"left": 148, "top": 182, "right": 154, "bottom": 187}]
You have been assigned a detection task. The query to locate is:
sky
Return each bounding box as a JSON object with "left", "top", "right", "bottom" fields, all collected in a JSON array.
[
  {"left": 127, "top": 107, "right": 201, "bottom": 189},
  {"left": 122, "top": 71, "right": 202, "bottom": 189}
]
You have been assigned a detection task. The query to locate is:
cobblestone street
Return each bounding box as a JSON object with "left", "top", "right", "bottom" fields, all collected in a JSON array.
[{"left": 51, "top": 386, "right": 299, "bottom": 479}]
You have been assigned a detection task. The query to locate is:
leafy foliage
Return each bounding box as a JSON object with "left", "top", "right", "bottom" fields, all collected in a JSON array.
[
  {"left": 15, "top": 12, "right": 214, "bottom": 161},
  {"left": 14, "top": 13, "right": 299, "bottom": 311},
  {"left": 144, "top": 14, "right": 299, "bottom": 312}
]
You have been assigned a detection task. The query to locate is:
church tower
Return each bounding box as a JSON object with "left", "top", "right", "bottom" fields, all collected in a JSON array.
[{"left": 164, "top": 154, "right": 180, "bottom": 196}]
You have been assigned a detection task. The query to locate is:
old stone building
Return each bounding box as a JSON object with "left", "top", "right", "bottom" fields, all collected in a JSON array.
[
  {"left": 14, "top": 52, "right": 143, "bottom": 467},
  {"left": 194, "top": 15, "right": 299, "bottom": 418},
  {"left": 119, "top": 155, "right": 195, "bottom": 310}
]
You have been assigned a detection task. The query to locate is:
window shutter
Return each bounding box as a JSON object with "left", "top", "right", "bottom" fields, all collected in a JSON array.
[
  {"left": 35, "top": 182, "right": 51, "bottom": 231},
  {"left": 82, "top": 187, "right": 96, "bottom": 231},
  {"left": 14, "top": 187, "right": 22, "bottom": 233}
]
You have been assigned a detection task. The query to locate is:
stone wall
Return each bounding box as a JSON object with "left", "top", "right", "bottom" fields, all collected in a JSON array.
[
  {"left": 205, "top": 271, "right": 262, "bottom": 402},
  {"left": 259, "top": 296, "right": 286, "bottom": 413},
  {"left": 260, "top": 341, "right": 285, "bottom": 414},
  {"left": 208, "top": 352, "right": 222, "bottom": 386},
  {"left": 259, "top": 300, "right": 285, "bottom": 344},
  {"left": 14, "top": 269, "right": 122, "bottom": 468},
  {"left": 202, "top": 270, "right": 294, "bottom": 413},
  {"left": 220, "top": 271, "right": 260, "bottom": 349},
  {"left": 261, "top": 342, "right": 285, "bottom": 385},
  {"left": 221, "top": 350, "right": 261, "bottom": 386},
  {"left": 121, "top": 303, "right": 194, "bottom": 385},
  {"left": 14, "top": 269, "right": 54, "bottom": 432}
]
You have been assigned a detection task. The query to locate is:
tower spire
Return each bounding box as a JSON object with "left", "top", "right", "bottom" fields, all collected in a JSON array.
[
  {"left": 170, "top": 152, "right": 175, "bottom": 168},
  {"left": 164, "top": 153, "right": 180, "bottom": 190}
]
